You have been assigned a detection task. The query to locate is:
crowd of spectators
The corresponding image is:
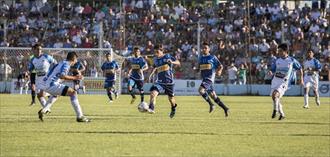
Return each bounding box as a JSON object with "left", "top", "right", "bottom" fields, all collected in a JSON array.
[{"left": 0, "top": 0, "right": 329, "bottom": 83}]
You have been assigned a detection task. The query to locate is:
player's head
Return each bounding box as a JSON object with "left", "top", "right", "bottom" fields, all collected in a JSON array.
[
  {"left": 154, "top": 44, "right": 164, "bottom": 57},
  {"left": 278, "top": 43, "right": 288, "bottom": 58},
  {"left": 306, "top": 49, "right": 314, "bottom": 59},
  {"left": 202, "top": 42, "right": 210, "bottom": 55},
  {"left": 32, "top": 44, "right": 42, "bottom": 57},
  {"left": 133, "top": 47, "right": 141, "bottom": 57},
  {"left": 105, "top": 52, "right": 111, "bottom": 61},
  {"left": 67, "top": 51, "right": 78, "bottom": 64}
]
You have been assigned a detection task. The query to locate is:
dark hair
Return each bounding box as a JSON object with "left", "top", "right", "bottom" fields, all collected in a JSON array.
[
  {"left": 278, "top": 43, "right": 288, "bottom": 51},
  {"left": 154, "top": 44, "right": 163, "bottom": 50},
  {"left": 202, "top": 42, "right": 209, "bottom": 46},
  {"left": 133, "top": 46, "right": 140, "bottom": 51},
  {"left": 32, "top": 43, "right": 42, "bottom": 49},
  {"left": 307, "top": 49, "right": 314, "bottom": 53},
  {"left": 67, "top": 51, "right": 78, "bottom": 61},
  {"left": 105, "top": 52, "right": 111, "bottom": 56}
]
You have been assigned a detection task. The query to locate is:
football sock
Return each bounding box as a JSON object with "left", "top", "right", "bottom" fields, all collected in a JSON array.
[
  {"left": 304, "top": 94, "right": 309, "bottom": 107},
  {"left": 31, "top": 91, "right": 36, "bottom": 103},
  {"left": 20, "top": 87, "right": 23, "bottom": 94},
  {"left": 273, "top": 97, "right": 279, "bottom": 112},
  {"left": 201, "top": 93, "right": 213, "bottom": 105},
  {"left": 278, "top": 103, "right": 285, "bottom": 116},
  {"left": 214, "top": 97, "right": 228, "bottom": 110},
  {"left": 38, "top": 97, "right": 46, "bottom": 107},
  {"left": 171, "top": 104, "right": 177, "bottom": 111},
  {"left": 70, "top": 94, "right": 83, "bottom": 118},
  {"left": 149, "top": 102, "right": 154, "bottom": 110},
  {"left": 42, "top": 96, "right": 58, "bottom": 113},
  {"left": 315, "top": 94, "right": 320, "bottom": 105},
  {"left": 129, "top": 90, "right": 136, "bottom": 99},
  {"left": 140, "top": 90, "right": 144, "bottom": 102},
  {"left": 107, "top": 90, "right": 113, "bottom": 100}
]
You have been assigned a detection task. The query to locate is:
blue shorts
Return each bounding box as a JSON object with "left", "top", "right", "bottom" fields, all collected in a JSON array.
[
  {"left": 104, "top": 80, "right": 115, "bottom": 89},
  {"left": 150, "top": 83, "right": 174, "bottom": 97},
  {"left": 128, "top": 78, "right": 144, "bottom": 90},
  {"left": 200, "top": 80, "right": 214, "bottom": 93}
]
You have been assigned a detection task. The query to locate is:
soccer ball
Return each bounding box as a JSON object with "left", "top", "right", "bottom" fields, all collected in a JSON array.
[{"left": 138, "top": 102, "right": 149, "bottom": 112}]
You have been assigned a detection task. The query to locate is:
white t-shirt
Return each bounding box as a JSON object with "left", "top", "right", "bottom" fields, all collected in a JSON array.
[{"left": 228, "top": 66, "right": 238, "bottom": 80}]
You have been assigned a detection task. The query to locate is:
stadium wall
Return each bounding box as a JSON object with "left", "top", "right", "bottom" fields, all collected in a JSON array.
[{"left": 3, "top": 79, "right": 330, "bottom": 97}]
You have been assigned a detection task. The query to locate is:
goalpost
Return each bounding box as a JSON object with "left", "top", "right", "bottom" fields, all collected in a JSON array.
[{"left": 0, "top": 47, "right": 126, "bottom": 94}]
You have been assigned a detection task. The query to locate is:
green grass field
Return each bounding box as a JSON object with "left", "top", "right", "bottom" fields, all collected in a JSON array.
[{"left": 0, "top": 94, "right": 329, "bottom": 157}]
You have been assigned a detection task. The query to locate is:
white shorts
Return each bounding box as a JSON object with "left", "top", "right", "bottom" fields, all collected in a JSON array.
[
  {"left": 270, "top": 77, "right": 288, "bottom": 98},
  {"left": 44, "top": 83, "right": 69, "bottom": 96},
  {"left": 36, "top": 76, "right": 46, "bottom": 91},
  {"left": 304, "top": 75, "right": 319, "bottom": 90}
]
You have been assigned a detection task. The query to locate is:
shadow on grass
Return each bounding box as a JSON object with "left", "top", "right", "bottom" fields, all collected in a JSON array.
[
  {"left": 64, "top": 131, "right": 217, "bottom": 135},
  {"left": 62, "top": 131, "right": 330, "bottom": 137},
  {"left": 247, "top": 121, "right": 330, "bottom": 125}
]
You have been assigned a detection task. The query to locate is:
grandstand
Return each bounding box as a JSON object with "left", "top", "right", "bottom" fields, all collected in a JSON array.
[
  {"left": 0, "top": 0, "right": 329, "bottom": 84},
  {"left": 0, "top": 1, "right": 329, "bottom": 157}
]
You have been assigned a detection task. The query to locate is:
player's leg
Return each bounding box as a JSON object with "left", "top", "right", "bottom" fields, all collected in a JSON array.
[
  {"left": 209, "top": 91, "right": 229, "bottom": 117},
  {"left": 303, "top": 87, "right": 310, "bottom": 109},
  {"left": 106, "top": 88, "right": 113, "bottom": 102},
  {"left": 37, "top": 90, "right": 47, "bottom": 107},
  {"left": 104, "top": 80, "right": 114, "bottom": 102},
  {"left": 313, "top": 80, "right": 320, "bottom": 106},
  {"left": 164, "top": 85, "right": 177, "bottom": 118},
  {"left": 110, "top": 81, "right": 118, "bottom": 99},
  {"left": 272, "top": 90, "right": 285, "bottom": 120},
  {"left": 148, "top": 85, "right": 160, "bottom": 113},
  {"left": 137, "top": 80, "right": 145, "bottom": 103},
  {"left": 73, "top": 81, "right": 80, "bottom": 93},
  {"left": 271, "top": 90, "right": 280, "bottom": 118},
  {"left": 41, "top": 95, "right": 58, "bottom": 114},
  {"left": 24, "top": 83, "right": 29, "bottom": 94},
  {"left": 199, "top": 83, "right": 215, "bottom": 113},
  {"left": 65, "top": 87, "right": 90, "bottom": 122},
  {"left": 128, "top": 79, "right": 137, "bottom": 104},
  {"left": 30, "top": 73, "right": 36, "bottom": 105}
]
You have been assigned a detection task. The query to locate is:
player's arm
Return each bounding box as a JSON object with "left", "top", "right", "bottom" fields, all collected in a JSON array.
[
  {"left": 216, "top": 64, "right": 223, "bottom": 76},
  {"left": 78, "top": 63, "right": 86, "bottom": 73},
  {"left": 214, "top": 57, "right": 223, "bottom": 76},
  {"left": 168, "top": 59, "right": 180, "bottom": 66},
  {"left": 167, "top": 55, "right": 180, "bottom": 66},
  {"left": 293, "top": 59, "right": 303, "bottom": 85},
  {"left": 115, "top": 62, "right": 121, "bottom": 72},
  {"left": 313, "top": 59, "right": 322, "bottom": 72},
  {"left": 59, "top": 63, "right": 83, "bottom": 81},
  {"left": 268, "top": 59, "right": 277, "bottom": 75},
  {"left": 141, "top": 62, "right": 149, "bottom": 71},
  {"left": 28, "top": 58, "right": 34, "bottom": 72},
  {"left": 148, "top": 67, "right": 157, "bottom": 82}
]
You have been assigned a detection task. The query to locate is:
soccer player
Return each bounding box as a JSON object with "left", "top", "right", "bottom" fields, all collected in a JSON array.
[
  {"left": 28, "top": 44, "right": 57, "bottom": 108},
  {"left": 148, "top": 44, "right": 180, "bottom": 118},
  {"left": 18, "top": 71, "right": 29, "bottom": 94},
  {"left": 198, "top": 42, "right": 229, "bottom": 116},
  {"left": 38, "top": 51, "right": 90, "bottom": 122},
  {"left": 126, "top": 47, "right": 148, "bottom": 104},
  {"left": 101, "top": 53, "right": 120, "bottom": 103},
  {"left": 269, "top": 43, "right": 303, "bottom": 120},
  {"left": 70, "top": 59, "right": 86, "bottom": 94},
  {"left": 303, "top": 50, "right": 322, "bottom": 109}
]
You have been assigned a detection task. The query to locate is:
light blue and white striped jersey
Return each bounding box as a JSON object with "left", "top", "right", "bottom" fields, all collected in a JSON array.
[
  {"left": 303, "top": 58, "right": 322, "bottom": 77},
  {"left": 29, "top": 54, "right": 56, "bottom": 76},
  {"left": 271, "top": 56, "right": 301, "bottom": 81},
  {"left": 43, "top": 60, "right": 71, "bottom": 86}
]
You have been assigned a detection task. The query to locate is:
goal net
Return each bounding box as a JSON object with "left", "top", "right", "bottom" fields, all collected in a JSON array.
[{"left": 0, "top": 47, "right": 126, "bottom": 94}]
